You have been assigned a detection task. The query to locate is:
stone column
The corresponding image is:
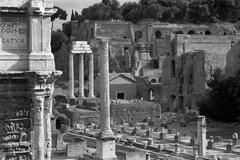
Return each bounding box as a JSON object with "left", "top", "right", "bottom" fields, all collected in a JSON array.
[
  {"left": 99, "top": 38, "right": 113, "bottom": 137},
  {"left": 79, "top": 54, "right": 85, "bottom": 98},
  {"left": 69, "top": 53, "right": 75, "bottom": 99},
  {"left": 197, "top": 116, "right": 207, "bottom": 156},
  {"left": 96, "top": 37, "right": 116, "bottom": 160},
  {"left": 32, "top": 94, "right": 45, "bottom": 160},
  {"left": 44, "top": 85, "right": 54, "bottom": 160},
  {"left": 88, "top": 53, "right": 95, "bottom": 98}
]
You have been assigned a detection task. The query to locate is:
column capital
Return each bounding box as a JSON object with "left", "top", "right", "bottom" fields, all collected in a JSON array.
[
  {"left": 96, "top": 37, "right": 110, "bottom": 44},
  {"left": 27, "top": 71, "right": 62, "bottom": 86}
]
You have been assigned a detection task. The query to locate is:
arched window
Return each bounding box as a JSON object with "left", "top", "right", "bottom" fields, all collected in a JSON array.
[
  {"left": 90, "top": 28, "right": 94, "bottom": 39},
  {"left": 135, "top": 31, "right": 143, "bottom": 42},
  {"left": 171, "top": 60, "right": 176, "bottom": 77},
  {"left": 156, "top": 30, "right": 162, "bottom": 39},
  {"left": 188, "top": 30, "right": 195, "bottom": 35},
  {"left": 179, "top": 96, "right": 184, "bottom": 109},
  {"left": 205, "top": 30, "right": 211, "bottom": 35},
  {"left": 151, "top": 79, "right": 157, "bottom": 83},
  {"left": 176, "top": 31, "right": 184, "bottom": 34},
  {"left": 158, "top": 77, "right": 162, "bottom": 83},
  {"left": 56, "top": 117, "right": 65, "bottom": 130},
  {"left": 153, "top": 59, "right": 159, "bottom": 69}
]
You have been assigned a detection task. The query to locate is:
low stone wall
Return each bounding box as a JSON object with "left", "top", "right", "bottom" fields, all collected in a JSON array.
[{"left": 110, "top": 101, "right": 161, "bottom": 125}]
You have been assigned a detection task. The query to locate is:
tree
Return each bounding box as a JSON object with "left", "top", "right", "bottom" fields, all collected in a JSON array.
[
  {"left": 70, "top": 9, "right": 75, "bottom": 21},
  {"left": 51, "top": 6, "right": 67, "bottom": 30},
  {"left": 187, "top": 0, "right": 211, "bottom": 23},
  {"left": 197, "top": 68, "right": 240, "bottom": 122},
  {"left": 81, "top": 0, "right": 122, "bottom": 21},
  {"left": 121, "top": 2, "right": 141, "bottom": 23},
  {"left": 51, "top": 6, "right": 68, "bottom": 22},
  {"left": 51, "top": 31, "right": 68, "bottom": 53}
]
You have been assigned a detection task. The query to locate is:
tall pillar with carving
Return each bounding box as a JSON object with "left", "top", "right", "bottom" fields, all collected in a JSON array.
[
  {"left": 44, "top": 84, "right": 55, "bottom": 160},
  {"left": 88, "top": 53, "right": 95, "bottom": 98},
  {"left": 32, "top": 93, "right": 45, "bottom": 160},
  {"left": 29, "top": 72, "right": 61, "bottom": 160},
  {"left": 96, "top": 37, "right": 117, "bottom": 160}
]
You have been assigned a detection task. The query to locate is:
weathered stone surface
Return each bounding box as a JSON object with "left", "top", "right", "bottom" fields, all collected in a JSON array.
[{"left": 0, "top": 0, "right": 29, "bottom": 8}]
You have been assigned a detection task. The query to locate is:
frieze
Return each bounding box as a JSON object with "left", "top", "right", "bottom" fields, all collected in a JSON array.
[{"left": 0, "top": 96, "right": 32, "bottom": 160}]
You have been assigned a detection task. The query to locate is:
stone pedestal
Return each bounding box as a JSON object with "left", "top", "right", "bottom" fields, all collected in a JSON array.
[{"left": 96, "top": 138, "right": 117, "bottom": 160}]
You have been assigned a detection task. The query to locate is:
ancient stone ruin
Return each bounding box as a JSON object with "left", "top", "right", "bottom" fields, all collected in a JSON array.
[{"left": 0, "top": 0, "right": 61, "bottom": 159}]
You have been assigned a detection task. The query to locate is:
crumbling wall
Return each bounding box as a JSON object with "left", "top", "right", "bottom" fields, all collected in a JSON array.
[{"left": 110, "top": 101, "right": 161, "bottom": 125}]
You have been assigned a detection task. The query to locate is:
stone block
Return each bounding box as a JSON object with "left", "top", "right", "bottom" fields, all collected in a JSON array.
[
  {"left": 66, "top": 141, "right": 87, "bottom": 158},
  {"left": 174, "top": 134, "right": 181, "bottom": 143},
  {"left": 146, "top": 130, "right": 150, "bottom": 137},
  {"left": 159, "top": 133, "right": 166, "bottom": 140},
  {"left": 190, "top": 138, "right": 196, "bottom": 146},
  {"left": 207, "top": 140, "right": 214, "bottom": 149}
]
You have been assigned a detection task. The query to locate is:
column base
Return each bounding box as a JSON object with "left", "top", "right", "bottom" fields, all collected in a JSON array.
[
  {"left": 87, "top": 95, "right": 95, "bottom": 99},
  {"left": 96, "top": 138, "right": 117, "bottom": 160}
]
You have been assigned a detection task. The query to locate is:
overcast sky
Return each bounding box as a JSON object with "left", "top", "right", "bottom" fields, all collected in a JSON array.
[{"left": 53, "top": 0, "right": 138, "bottom": 30}]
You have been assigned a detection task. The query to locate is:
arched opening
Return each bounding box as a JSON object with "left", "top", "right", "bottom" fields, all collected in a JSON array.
[
  {"left": 150, "top": 79, "right": 157, "bottom": 83},
  {"left": 188, "top": 30, "right": 195, "bottom": 35},
  {"left": 170, "top": 95, "right": 176, "bottom": 111},
  {"left": 179, "top": 96, "right": 184, "bottom": 109},
  {"left": 139, "top": 68, "right": 144, "bottom": 76},
  {"left": 56, "top": 116, "right": 67, "bottom": 130},
  {"left": 155, "top": 30, "right": 162, "bottom": 39},
  {"left": 158, "top": 77, "right": 162, "bottom": 83},
  {"left": 134, "top": 31, "right": 143, "bottom": 42},
  {"left": 153, "top": 59, "right": 159, "bottom": 69},
  {"left": 90, "top": 28, "right": 94, "bottom": 39},
  {"left": 149, "top": 88, "right": 154, "bottom": 101},
  {"left": 205, "top": 30, "right": 211, "bottom": 35},
  {"left": 223, "top": 32, "right": 227, "bottom": 35},
  {"left": 176, "top": 31, "right": 184, "bottom": 34},
  {"left": 86, "top": 29, "right": 89, "bottom": 40},
  {"left": 171, "top": 60, "right": 176, "bottom": 77},
  {"left": 123, "top": 36, "right": 127, "bottom": 39}
]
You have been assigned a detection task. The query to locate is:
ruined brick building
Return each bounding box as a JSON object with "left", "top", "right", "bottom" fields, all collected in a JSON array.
[{"left": 63, "top": 20, "right": 240, "bottom": 112}]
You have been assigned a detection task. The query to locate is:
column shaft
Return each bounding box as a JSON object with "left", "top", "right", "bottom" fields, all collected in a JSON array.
[
  {"left": 44, "top": 89, "right": 53, "bottom": 160},
  {"left": 100, "top": 40, "right": 112, "bottom": 136},
  {"left": 69, "top": 54, "right": 75, "bottom": 98},
  {"left": 88, "top": 54, "right": 94, "bottom": 98},
  {"left": 79, "top": 54, "right": 85, "bottom": 98},
  {"left": 33, "top": 95, "right": 45, "bottom": 160}
]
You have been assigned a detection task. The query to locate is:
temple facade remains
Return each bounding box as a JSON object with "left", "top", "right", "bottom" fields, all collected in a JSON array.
[{"left": 0, "top": 0, "right": 61, "bottom": 159}]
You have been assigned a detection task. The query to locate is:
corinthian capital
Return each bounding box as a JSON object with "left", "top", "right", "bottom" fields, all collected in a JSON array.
[{"left": 96, "top": 37, "right": 110, "bottom": 47}]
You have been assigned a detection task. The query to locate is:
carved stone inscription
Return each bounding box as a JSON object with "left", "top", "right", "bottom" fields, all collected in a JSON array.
[{"left": 0, "top": 16, "right": 28, "bottom": 51}]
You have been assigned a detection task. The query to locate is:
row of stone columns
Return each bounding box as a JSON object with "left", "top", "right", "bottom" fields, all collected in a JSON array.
[{"left": 69, "top": 53, "right": 95, "bottom": 99}]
